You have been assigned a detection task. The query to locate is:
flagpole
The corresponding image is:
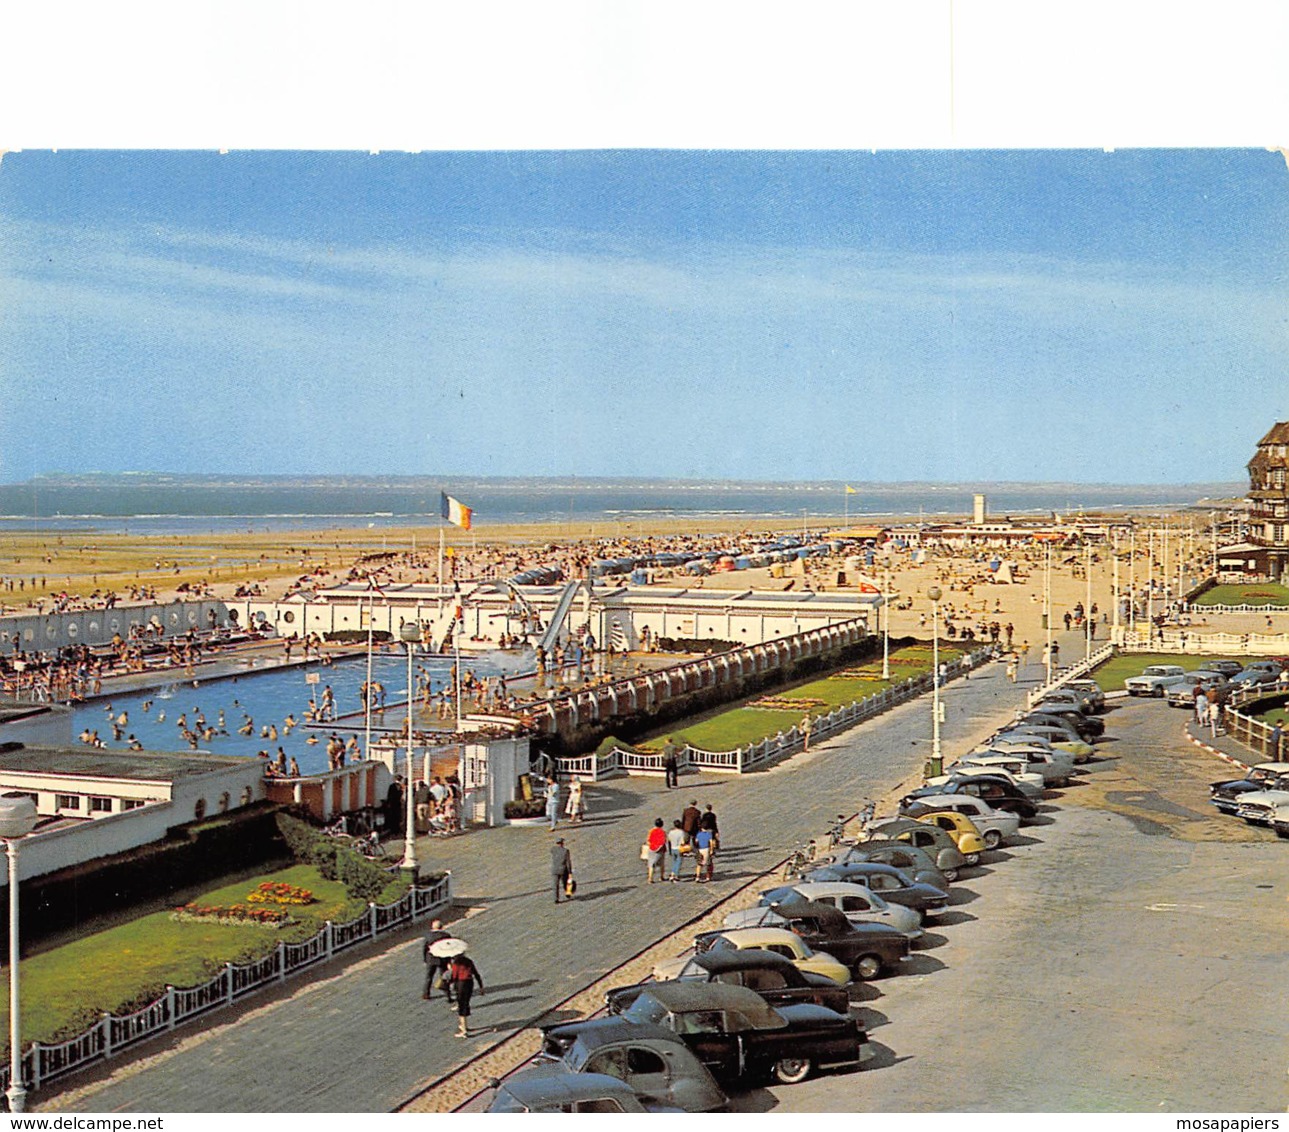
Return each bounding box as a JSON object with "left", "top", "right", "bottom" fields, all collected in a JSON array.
[{"left": 364, "top": 580, "right": 375, "bottom": 761}]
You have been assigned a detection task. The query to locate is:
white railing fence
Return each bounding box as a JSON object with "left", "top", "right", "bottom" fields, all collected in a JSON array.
[
  {"left": 1025, "top": 643, "right": 1116, "bottom": 708},
  {"left": 0, "top": 873, "right": 451, "bottom": 1100}
]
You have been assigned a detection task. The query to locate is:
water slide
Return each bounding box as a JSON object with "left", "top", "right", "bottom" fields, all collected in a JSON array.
[{"left": 537, "top": 580, "right": 582, "bottom": 653}]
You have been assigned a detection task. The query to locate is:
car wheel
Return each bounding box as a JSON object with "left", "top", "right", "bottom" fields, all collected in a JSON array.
[
  {"left": 772, "top": 1056, "right": 814, "bottom": 1085},
  {"left": 942, "top": 867, "right": 958, "bottom": 882},
  {"left": 964, "top": 852, "right": 981, "bottom": 866},
  {"left": 983, "top": 829, "right": 1002, "bottom": 849},
  {"left": 1154, "top": 686, "right": 1165, "bottom": 697},
  {"left": 853, "top": 953, "right": 883, "bottom": 981}
]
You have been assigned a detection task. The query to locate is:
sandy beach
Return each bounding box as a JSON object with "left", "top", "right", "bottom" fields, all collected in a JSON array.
[{"left": 0, "top": 509, "right": 1231, "bottom": 660}]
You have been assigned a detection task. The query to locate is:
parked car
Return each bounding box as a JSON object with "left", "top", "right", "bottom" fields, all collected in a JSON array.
[
  {"left": 901, "top": 775, "right": 1039, "bottom": 820},
  {"left": 951, "top": 756, "right": 1046, "bottom": 795},
  {"left": 730, "top": 881, "right": 923, "bottom": 938},
  {"left": 996, "top": 724, "right": 1094, "bottom": 762},
  {"left": 1197, "top": 659, "right": 1244, "bottom": 678},
  {"left": 1166, "top": 671, "right": 1231, "bottom": 708},
  {"left": 1234, "top": 781, "right": 1289, "bottom": 826},
  {"left": 801, "top": 861, "right": 950, "bottom": 917},
  {"left": 900, "top": 794, "right": 1020, "bottom": 849},
  {"left": 700, "top": 900, "right": 909, "bottom": 981},
  {"left": 521, "top": 1019, "right": 728, "bottom": 1112},
  {"left": 1271, "top": 800, "right": 1289, "bottom": 839},
  {"left": 1023, "top": 708, "right": 1105, "bottom": 739},
  {"left": 610, "top": 982, "right": 867, "bottom": 1085},
  {"left": 1124, "top": 665, "right": 1189, "bottom": 697},
  {"left": 820, "top": 841, "right": 951, "bottom": 890},
  {"left": 970, "top": 741, "right": 1074, "bottom": 785},
  {"left": 866, "top": 818, "right": 971, "bottom": 876},
  {"left": 1034, "top": 688, "right": 1098, "bottom": 713},
  {"left": 487, "top": 1071, "right": 688, "bottom": 1113},
  {"left": 1209, "top": 763, "right": 1289, "bottom": 815},
  {"left": 606, "top": 948, "right": 851, "bottom": 1017},
  {"left": 905, "top": 809, "right": 988, "bottom": 864},
  {"left": 655, "top": 927, "right": 850, "bottom": 986},
  {"left": 1230, "top": 662, "right": 1285, "bottom": 690},
  {"left": 1062, "top": 678, "right": 1107, "bottom": 711}
]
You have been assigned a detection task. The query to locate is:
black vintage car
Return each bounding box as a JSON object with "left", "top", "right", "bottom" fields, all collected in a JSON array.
[
  {"left": 829, "top": 840, "right": 951, "bottom": 891},
  {"left": 605, "top": 948, "right": 851, "bottom": 1017},
  {"left": 1210, "top": 764, "right": 1289, "bottom": 814},
  {"left": 592, "top": 982, "right": 863, "bottom": 1085},
  {"left": 1024, "top": 708, "right": 1104, "bottom": 739},
  {"left": 901, "top": 774, "right": 1039, "bottom": 820},
  {"left": 800, "top": 861, "right": 949, "bottom": 916},
  {"left": 698, "top": 899, "right": 908, "bottom": 981}
]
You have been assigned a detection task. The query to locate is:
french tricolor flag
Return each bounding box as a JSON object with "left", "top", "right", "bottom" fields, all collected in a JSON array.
[{"left": 440, "top": 492, "right": 473, "bottom": 530}]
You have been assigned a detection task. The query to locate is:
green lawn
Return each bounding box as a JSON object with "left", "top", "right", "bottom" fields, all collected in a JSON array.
[
  {"left": 0, "top": 863, "right": 368, "bottom": 1049},
  {"left": 1191, "top": 583, "right": 1289, "bottom": 607},
  {"left": 655, "top": 643, "right": 962, "bottom": 753},
  {"left": 1090, "top": 652, "right": 1248, "bottom": 692}
]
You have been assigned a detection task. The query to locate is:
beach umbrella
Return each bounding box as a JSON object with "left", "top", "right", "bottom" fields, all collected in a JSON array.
[{"left": 429, "top": 937, "right": 468, "bottom": 958}]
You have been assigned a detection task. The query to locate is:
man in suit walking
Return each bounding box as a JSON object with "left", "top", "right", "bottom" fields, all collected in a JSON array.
[{"left": 551, "top": 837, "right": 573, "bottom": 904}]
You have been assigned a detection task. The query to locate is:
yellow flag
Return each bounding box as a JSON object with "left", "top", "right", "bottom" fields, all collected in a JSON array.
[{"left": 845, "top": 485, "right": 857, "bottom": 494}]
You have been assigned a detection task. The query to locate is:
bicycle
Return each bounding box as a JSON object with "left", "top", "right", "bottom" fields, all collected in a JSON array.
[{"left": 781, "top": 840, "right": 817, "bottom": 879}]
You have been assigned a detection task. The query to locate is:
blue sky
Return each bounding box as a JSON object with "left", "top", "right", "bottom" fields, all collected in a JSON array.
[{"left": 0, "top": 149, "right": 1285, "bottom": 484}]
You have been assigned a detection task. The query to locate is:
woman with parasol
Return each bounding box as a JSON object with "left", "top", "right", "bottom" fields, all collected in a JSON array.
[{"left": 431, "top": 937, "right": 485, "bottom": 1038}]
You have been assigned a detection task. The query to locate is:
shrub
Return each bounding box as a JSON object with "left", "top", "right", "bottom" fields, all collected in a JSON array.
[
  {"left": 595, "top": 734, "right": 637, "bottom": 756},
  {"left": 275, "top": 813, "right": 382, "bottom": 896},
  {"left": 503, "top": 798, "right": 546, "bottom": 819}
]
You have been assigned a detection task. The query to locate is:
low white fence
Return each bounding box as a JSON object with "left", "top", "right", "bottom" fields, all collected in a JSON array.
[
  {"left": 0, "top": 873, "right": 451, "bottom": 1098},
  {"left": 1116, "top": 629, "right": 1289, "bottom": 656},
  {"left": 603, "top": 645, "right": 995, "bottom": 779}
]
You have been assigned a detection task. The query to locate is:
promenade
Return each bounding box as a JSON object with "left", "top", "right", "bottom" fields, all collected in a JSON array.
[{"left": 42, "top": 632, "right": 1080, "bottom": 1113}]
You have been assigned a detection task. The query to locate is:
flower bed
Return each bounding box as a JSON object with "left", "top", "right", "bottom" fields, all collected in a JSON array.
[
  {"left": 750, "top": 695, "right": 828, "bottom": 711},
  {"left": 171, "top": 903, "right": 294, "bottom": 928},
  {"left": 245, "top": 881, "right": 316, "bottom": 906}
]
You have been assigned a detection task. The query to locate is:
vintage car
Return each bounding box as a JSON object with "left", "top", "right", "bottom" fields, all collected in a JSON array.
[
  {"left": 867, "top": 816, "right": 980, "bottom": 873},
  {"left": 1034, "top": 688, "right": 1098, "bottom": 715},
  {"left": 609, "top": 982, "right": 866, "bottom": 1085},
  {"left": 1209, "top": 763, "right": 1289, "bottom": 814},
  {"left": 996, "top": 723, "right": 1094, "bottom": 762},
  {"left": 1124, "top": 664, "right": 1190, "bottom": 696},
  {"left": 801, "top": 861, "right": 949, "bottom": 916},
  {"left": 730, "top": 881, "right": 923, "bottom": 938},
  {"left": 1197, "top": 659, "right": 1244, "bottom": 678},
  {"left": 654, "top": 926, "right": 850, "bottom": 986},
  {"left": 1234, "top": 781, "right": 1289, "bottom": 826},
  {"left": 820, "top": 840, "right": 951, "bottom": 890},
  {"left": 1166, "top": 671, "right": 1231, "bottom": 708},
  {"left": 522, "top": 1019, "right": 727, "bottom": 1112},
  {"left": 699, "top": 900, "right": 909, "bottom": 981},
  {"left": 1061, "top": 678, "right": 1107, "bottom": 711},
  {"left": 969, "top": 740, "right": 1075, "bottom": 785},
  {"left": 487, "top": 1071, "right": 687, "bottom": 1113},
  {"left": 902, "top": 774, "right": 1039, "bottom": 820},
  {"left": 604, "top": 948, "right": 851, "bottom": 1017},
  {"left": 1229, "top": 661, "right": 1285, "bottom": 690},
  {"left": 948, "top": 757, "right": 1046, "bottom": 796},
  {"left": 905, "top": 809, "right": 989, "bottom": 863},
  {"left": 1022, "top": 708, "right": 1104, "bottom": 740},
  {"left": 900, "top": 794, "right": 1020, "bottom": 849}
]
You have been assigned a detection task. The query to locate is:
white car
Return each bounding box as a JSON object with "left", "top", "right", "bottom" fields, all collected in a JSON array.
[
  {"left": 925, "top": 763, "right": 1045, "bottom": 798},
  {"left": 1124, "top": 665, "right": 1188, "bottom": 697},
  {"left": 1234, "top": 783, "right": 1289, "bottom": 826},
  {"left": 953, "top": 755, "right": 1047, "bottom": 794},
  {"left": 972, "top": 741, "right": 1075, "bottom": 786},
  {"left": 724, "top": 881, "right": 923, "bottom": 940},
  {"left": 899, "top": 793, "right": 1020, "bottom": 849}
]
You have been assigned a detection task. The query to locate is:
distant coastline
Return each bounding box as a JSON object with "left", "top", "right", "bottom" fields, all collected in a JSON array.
[{"left": 0, "top": 474, "right": 1244, "bottom": 536}]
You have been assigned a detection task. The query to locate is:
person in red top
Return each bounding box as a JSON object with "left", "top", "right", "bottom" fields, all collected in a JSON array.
[{"left": 644, "top": 817, "right": 668, "bottom": 884}]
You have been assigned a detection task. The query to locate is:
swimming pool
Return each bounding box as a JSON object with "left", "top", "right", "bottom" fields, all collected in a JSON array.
[{"left": 71, "top": 650, "right": 522, "bottom": 773}]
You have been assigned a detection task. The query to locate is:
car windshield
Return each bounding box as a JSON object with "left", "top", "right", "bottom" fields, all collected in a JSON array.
[
  {"left": 1142, "top": 667, "right": 1171, "bottom": 676},
  {"left": 622, "top": 994, "right": 670, "bottom": 1027}
]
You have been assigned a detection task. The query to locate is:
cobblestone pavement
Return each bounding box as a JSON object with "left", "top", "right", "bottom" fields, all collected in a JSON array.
[{"left": 41, "top": 636, "right": 1072, "bottom": 1113}]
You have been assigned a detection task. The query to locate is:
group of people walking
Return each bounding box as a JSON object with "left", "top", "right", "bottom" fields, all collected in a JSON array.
[{"left": 644, "top": 799, "right": 719, "bottom": 883}]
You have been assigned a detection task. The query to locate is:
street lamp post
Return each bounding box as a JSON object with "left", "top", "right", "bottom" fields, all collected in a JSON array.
[
  {"left": 881, "top": 567, "right": 890, "bottom": 681},
  {"left": 0, "top": 795, "right": 38, "bottom": 1114},
  {"left": 398, "top": 623, "right": 420, "bottom": 877},
  {"left": 927, "top": 585, "right": 943, "bottom": 778}
]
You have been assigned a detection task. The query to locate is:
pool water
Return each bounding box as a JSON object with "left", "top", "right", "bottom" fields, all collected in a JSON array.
[{"left": 71, "top": 650, "right": 521, "bottom": 774}]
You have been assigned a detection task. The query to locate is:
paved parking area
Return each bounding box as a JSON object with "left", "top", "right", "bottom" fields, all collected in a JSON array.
[{"left": 736, "top": 696, "right": 1287, "bottom": 1113}]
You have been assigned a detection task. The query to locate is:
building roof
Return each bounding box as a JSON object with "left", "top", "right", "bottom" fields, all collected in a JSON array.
[
  {"left": 1255, "top": 422, "right": 1289, "bottom": 447},
  {"left": 0, "top": 745, "right": 255, "bottom": 783}
]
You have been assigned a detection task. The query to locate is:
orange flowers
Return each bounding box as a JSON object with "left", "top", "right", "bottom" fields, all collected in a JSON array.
[{"left": 245, "top": 881, "right": 316, "bottom": 906}]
